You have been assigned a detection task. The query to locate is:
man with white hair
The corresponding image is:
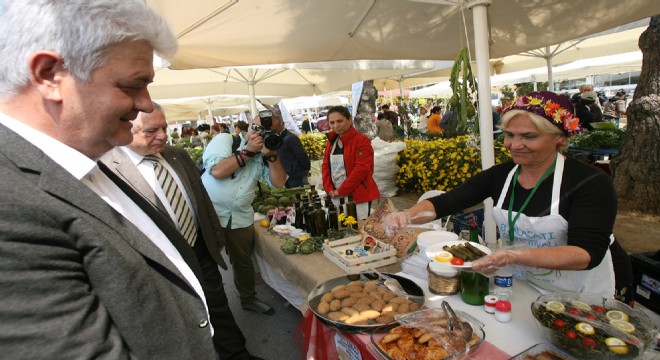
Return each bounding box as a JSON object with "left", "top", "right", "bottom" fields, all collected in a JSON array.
[
  {"left": 0, "top": 1, "right": 216, "bottom": 358},
  {"left": 102, "top": 103, "right": 260, "bottom": 360}
]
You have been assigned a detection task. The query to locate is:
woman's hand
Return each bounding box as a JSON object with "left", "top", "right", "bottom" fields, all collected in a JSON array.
[
  {"left": 472, "top": 250, "right": 514, "bottom": 275},
  {"left": 381, "top": 211, "right": 411, "bottom": 237},
  {"left": 472, "top": 247, "right": 529, "bottom": 275}
]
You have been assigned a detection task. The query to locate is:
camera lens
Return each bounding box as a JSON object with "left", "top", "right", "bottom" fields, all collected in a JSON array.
[{"left": 264, "top": 132, "right": 282, "bottom": 150}]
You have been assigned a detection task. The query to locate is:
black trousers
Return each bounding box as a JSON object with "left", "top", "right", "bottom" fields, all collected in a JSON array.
[{"left": 193, "top": 237, "right": 251, "bottom": 360}]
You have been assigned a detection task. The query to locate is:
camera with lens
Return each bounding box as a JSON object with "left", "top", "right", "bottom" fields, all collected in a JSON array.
[{"left": 257, "top": 110, "right": 283, "bottom": 150}]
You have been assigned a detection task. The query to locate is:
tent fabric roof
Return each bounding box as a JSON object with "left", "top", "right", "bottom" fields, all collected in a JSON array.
[{"left": 147, "top": 0, "right": 660, "bottom": 69}]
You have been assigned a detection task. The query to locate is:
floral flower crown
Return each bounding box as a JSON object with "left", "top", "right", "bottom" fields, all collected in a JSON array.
[{"left": 502, "top": 91, "right": 581, "bottom": 136}]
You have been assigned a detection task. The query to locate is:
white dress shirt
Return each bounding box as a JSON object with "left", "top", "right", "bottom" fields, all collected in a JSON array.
[
  {"left": 0, "top": 113, "right": 211, "bottom": 334},
  {"left": 120, "top": 146, "right": 199, "bottom": 229}
]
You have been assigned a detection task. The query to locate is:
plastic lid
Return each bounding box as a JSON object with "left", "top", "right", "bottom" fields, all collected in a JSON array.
[
  {"left": 484, "top": 295, "right": 499, "bottom": 305},
  {"left": 429, "top": 262, "right": 458, "bottom": 276},
  {"left": 496, "top": 300, "right": 511, "bottom": 312}
]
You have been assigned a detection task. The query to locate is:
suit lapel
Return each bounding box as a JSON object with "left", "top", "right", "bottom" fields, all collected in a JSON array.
[
  {"left": 97, "top": 161, "right": 204, "bottom": 282},
  {"left": 41, "top": 171, "right": 190, "bottom": 279},
  {"left": 102, "top": 148, "right": 172, "bottom": 220},
  {"left": 0, "top": 125, "right": 195, "bottom": 290}
]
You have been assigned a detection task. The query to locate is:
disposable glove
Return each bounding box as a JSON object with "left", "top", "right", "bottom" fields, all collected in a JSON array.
[
  {"left": 381, "top": 210, "right": 436, "bottom": 238},
  {"left": 381, "top": 211, "right": 411, "bottom": 238},
  {"left": 472, "top": 247, "right": 530, "bottom": 275}
]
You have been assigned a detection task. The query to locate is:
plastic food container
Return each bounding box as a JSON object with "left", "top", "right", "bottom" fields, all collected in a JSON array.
[
  {"left": 508, "top": 343, "right": 577, "bottom": 360},
  {"left": 371, "top": 309, "right": 485, "bottom": 360},
  {"left": 530, "top": 292, "right": 658, "bottom": 359}
]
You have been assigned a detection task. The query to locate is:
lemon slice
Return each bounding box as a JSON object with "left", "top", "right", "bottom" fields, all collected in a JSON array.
[
  {"left": 545, "top": 300, "right": 566, "bottom": 314},
  {"left": 575, "top": 322, "right": 595, "bottom": 335},
  {"left": 606, "top": 310, "right": 629, "bottom": 322},
  {"left": 605, "top": 337, "right": 629, "bottom": 355},
  {"left": 610, "top": 319, "right": 635, "bottom": 333},
  {"left": 571, "top": 300, "right": 592, "bottom": 312},
  {"left": 433, "top": 251, "right": 454, "bottom": 262}
]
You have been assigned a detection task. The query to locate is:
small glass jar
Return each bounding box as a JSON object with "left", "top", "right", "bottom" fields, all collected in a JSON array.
[
  {"left": 484, "top": 295, "right": 498, "bottom": 314},
  {"left": 494, "top": 300, "right": 512, "bottom": 323}
]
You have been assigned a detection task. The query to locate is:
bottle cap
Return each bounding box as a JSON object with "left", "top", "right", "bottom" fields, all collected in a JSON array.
[
  {"left": 484, "top": 295, "right": 499, "bottom": 306},
  {"left": 495, "top": 300, "right": 511, "bottom": 312}
]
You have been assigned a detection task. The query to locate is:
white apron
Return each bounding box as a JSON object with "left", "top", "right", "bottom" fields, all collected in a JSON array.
[
  {"left": 492, "top": 154, "right": 615, "bottom": 298},
  {"left": 329, "top": 138, "right": 369, "bottom": 219}
]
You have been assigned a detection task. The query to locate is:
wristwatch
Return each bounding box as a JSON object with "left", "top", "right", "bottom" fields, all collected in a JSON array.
[
  {"left": 240, "top": 149, "right": 256, "bottom": 157},
  {"left": 265, "top": 154, "right": 278, "bottom": 162}
]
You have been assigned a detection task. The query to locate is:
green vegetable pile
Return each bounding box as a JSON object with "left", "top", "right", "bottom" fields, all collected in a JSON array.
[
  {"left": 252, "top": 182, "right": 307, "bottom": 215},
  {"left": 571, "top": 129, "right": 626, "bottom": 150},
  {"left": 280, "top": 236, "right": 324, "bottom": 255}
]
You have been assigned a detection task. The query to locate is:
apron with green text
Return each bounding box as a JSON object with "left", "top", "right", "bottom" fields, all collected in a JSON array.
[{"left": 492, "top": 154, "right": 615, "bottom": 298}]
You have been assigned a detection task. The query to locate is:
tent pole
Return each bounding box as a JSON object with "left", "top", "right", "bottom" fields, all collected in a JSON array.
[
  {"left": 248, "top": 80, "right": 257, "bottom": 120},
  {"left": 468, "top": 0, "right": 497, "bottom": 245},
  {"left": 399, "top": 79, "right": 406, "bottom": 135},
  {"left": 546, "top": 46, "right": 554, "bottom": 91}
]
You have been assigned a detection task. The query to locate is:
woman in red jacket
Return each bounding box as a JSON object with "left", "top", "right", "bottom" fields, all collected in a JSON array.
[{"left": 322, "top": 106, "right": 380, "bottom": 219}]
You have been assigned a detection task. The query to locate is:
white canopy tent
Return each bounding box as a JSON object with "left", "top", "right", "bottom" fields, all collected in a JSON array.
[
  {"left": 411, "top": 51, "right": 643, "bottom": 98},
  {"left": 156, "top": 95, "right": 282, "bottom": 124},
  {"left": 149, "top": 60, "right": 444, "bottom": 117},
  {"left": 148, "top": 0, "right": 660, "bottom": 243}
]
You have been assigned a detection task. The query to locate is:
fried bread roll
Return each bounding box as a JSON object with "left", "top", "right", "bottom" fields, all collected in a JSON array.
[
  {"left": 317, "top": 302, "right": 330, "bottom": 314},
  {"left": 320, "top": 292, "right": 334, "bottom": 303},
  {"left": 329, "top": 299, "right": 341, "bottom": 311}
]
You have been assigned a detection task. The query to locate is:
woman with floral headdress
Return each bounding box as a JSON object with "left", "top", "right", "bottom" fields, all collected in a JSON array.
[{"left": 382, "top": 91, "right": 633, "bottom": 302}]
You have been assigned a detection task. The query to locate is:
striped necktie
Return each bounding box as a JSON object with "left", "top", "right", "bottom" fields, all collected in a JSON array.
[{"left": 143, "top": 155, "right": 197, "bottom": 247}]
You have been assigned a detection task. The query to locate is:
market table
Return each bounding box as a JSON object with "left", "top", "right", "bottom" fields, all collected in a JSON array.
[
  {"left": 253, "top": 221, "right": 543, "bottom": 356},
  {"left": 253, "top": 221, "right": 660, "bottom": 359},
  {"left": 253, "top": 221, "right": 400, "bottom": 312}
]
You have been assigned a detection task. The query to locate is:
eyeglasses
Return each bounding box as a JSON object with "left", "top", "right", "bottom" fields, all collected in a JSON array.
[{"left": 250, "top": 123, "right": 264, "bottom": 132}]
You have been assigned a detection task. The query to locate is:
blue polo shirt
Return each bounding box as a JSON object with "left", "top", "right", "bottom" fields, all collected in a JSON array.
[{"left": 201, "top": 133, "right": 273, "bottom": 229}]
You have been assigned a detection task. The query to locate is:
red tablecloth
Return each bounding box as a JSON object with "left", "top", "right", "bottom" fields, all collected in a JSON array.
[{"left": 294, "top": 310, "right": 511, "bottom": 359}]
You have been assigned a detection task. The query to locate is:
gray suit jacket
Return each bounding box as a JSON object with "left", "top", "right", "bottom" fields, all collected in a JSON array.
[
  {"left": 0, "top": 125, "right": 215, "bottom": 360},
  {"left": 101, "top": 146, "right": 227, "bottom": 270}
]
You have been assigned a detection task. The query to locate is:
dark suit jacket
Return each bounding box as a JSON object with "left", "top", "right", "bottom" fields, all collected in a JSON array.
[
  {"left": 0, "top": 125, "right": 215, "bottom": 360},
  {"left": 101, "top": 146, "right": 227, "bottom": 270}
]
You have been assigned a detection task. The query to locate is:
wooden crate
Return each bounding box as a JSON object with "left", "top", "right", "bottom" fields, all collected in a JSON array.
[{"left": 322, "top": 235, "right": 397, "bottom": 274}]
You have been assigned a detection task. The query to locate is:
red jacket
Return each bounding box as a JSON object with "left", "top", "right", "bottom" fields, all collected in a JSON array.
[{"left": 322, "top": 127, "right": 380, "bottom": 204}]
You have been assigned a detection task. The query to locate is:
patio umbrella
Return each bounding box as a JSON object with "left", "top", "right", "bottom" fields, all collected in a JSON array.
[
  {"left": 147, "top": 0, "right": 659, "bottom": 69},
  {"left": 157, "top": 95, "right": 282, "bottom": 124},
  {"left": 149, "top": 60, "right": 442, "bottom": 116}
]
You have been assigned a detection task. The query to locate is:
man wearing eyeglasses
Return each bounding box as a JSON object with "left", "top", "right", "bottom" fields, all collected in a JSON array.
[
  {"left": 101, "top": 103, "right": 261, "bottom": 359},
  {"left": 201, "top": 113, "right": 286, "bottom": 315}
]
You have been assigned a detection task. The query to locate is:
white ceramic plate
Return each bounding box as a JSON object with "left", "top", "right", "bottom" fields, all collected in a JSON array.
[
  {"left": 272, "top": 225, "right": 293, "bottom": 235},
  {"left": 425, "top": 240, "right": 492, "bottom": 269},
  {"left": 416, "top": 230, "right": 459, "bottom": 251}
]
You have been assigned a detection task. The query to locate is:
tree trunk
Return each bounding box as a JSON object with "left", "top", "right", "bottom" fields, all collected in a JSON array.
[
  {"left": 611, "top": 16, "right": 660, "bottom": 214},
  {"left": 353, "top": 80, "right": 377, "bottom": 139}
]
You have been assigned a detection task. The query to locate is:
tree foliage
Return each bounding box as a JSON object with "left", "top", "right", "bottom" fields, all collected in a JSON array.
[
  {"left": 611, "top": 16, "right": 660, "bottom": 214},
  {"left": 353, "top": 80, "right": 377, "bottom": 139}
]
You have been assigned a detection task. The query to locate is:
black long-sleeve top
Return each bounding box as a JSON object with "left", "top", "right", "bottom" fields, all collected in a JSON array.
[{"left": 428, "top": 158, "right": 632, "bottom": 287}]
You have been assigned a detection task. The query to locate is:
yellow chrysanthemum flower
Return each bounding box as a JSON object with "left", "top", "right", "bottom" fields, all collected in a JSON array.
[{"left": 343, "top": 216, "right": 357, "bottom": 226}]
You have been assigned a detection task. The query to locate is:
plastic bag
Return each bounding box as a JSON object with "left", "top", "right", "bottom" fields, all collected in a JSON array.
[{"left": 371, "top": 138, "right": 406, "bottom": 197}]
